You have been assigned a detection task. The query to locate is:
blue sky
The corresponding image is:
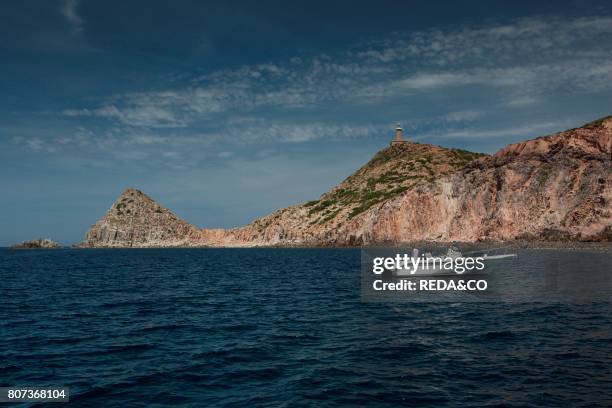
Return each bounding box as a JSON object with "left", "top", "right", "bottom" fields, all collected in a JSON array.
[{"left": 1, "top": 0, "right": 612, "bottom": 245}]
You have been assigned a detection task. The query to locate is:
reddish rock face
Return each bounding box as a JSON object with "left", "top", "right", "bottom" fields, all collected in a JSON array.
[
  {"left": 82, "top": 117, "right": 612, "bottom": 247},
  {"left": 441, "top": 119, "right": 612, "bottom": 242},
  {"left": 341, "top": 116, "right": 611, "bottom": 244}
]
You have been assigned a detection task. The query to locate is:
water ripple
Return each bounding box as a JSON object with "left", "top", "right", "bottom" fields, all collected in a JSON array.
[{"left": 1, "top": 248, "right": 611, "bottom": 407}]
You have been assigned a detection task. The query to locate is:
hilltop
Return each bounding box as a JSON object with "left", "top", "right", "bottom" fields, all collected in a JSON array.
[
  {"left": 80, "top": 116, "right": 612, "bottom": 247},
  {"left": 212, "top": 143, "right": 485, "bottom": 246}
]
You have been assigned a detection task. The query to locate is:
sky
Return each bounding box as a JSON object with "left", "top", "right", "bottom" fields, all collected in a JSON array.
[{"left": 1, "top": 0, "right": 612, "bottom": 245}]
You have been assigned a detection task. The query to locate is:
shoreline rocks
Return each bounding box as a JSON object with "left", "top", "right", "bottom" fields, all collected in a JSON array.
[{"left": 11, "top": 238, "right": 62, "bottom": 249}]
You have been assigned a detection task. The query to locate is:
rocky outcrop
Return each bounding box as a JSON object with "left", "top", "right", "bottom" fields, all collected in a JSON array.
[
  {"left": 11, "top": 238, "right": 61, "bottom": 249},
  {"left": 81, "top": 116, "right": 612, "bottom": 247},
  {"left": 81, "top": 188, "right": 199, "bottom": 247}
]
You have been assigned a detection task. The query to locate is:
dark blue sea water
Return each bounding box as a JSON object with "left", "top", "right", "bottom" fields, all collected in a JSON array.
[{"left": 1, "top": 248, "right": 612, "bottom": 407}]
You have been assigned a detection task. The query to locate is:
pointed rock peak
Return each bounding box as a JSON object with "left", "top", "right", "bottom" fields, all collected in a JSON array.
[
  {"left": 110, "top": 188, "right": 167, "bottom": 213},
  {"left": 118, "top": 187, "right": 150, "bottom": 200},
  {"left": 82, "top": 187, "right": 198, "bottom": 247},
  {"left": 122, "top": 187, "right": 142, "bottom": 195},
  {"left": 110, "top": 188, "right": 169, "bottom": 217}
]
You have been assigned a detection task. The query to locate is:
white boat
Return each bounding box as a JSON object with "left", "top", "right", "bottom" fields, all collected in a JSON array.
[
  {"left": 392, "top": 247, "right": 516, "bottom": 277},
  {"left": 482, "top": 253, "right": 517, "bottom": 260}
]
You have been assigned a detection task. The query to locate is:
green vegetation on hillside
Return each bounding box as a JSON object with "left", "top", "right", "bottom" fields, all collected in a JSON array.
[
  {"left": 450, "top": 148, "right": 484, "bottom": 165},
  {"left": 303, "top": 143, "right": 485, "bottom": 224}
]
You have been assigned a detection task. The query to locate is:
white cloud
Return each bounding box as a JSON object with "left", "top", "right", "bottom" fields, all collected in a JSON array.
[
  {"left": 11, "top": 136, "right": 57, "bottom": 152},
  {"left": 442, "top": 110, "right": 485, "bottom": 122},
  {"left": 8, "top": 118, "right": 386, "bottom": 166},
  {"left": 397, "top": 72, "right": 473, "bottom": 89},
  {"left": 226, "top": 122, "right": 382, "bottom": 144},
  {"left": 505, "top": 96, "right": 540, "bottom": 107},
  {"left": 61, "top": 0, "right": 84, "bottom": 33},
  {"left": 63, "top": 103, "right": 186, "bottom": 128},
  {"left": 54, "top": 14, "right": 612, "bottom": 148},
  {"left": 217, "top": 151, "right": 235, "bottom": 158}
]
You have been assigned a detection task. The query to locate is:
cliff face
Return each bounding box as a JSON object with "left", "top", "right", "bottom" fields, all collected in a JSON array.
[
  {"left": 366, "top": 120, "right": 610, "bottom": 243},
  {"left": 81, "top": 117, "right": 612, "bottom": 247},
  {"left": 442, "top": 117, "right": 612, "bottom": 242}
]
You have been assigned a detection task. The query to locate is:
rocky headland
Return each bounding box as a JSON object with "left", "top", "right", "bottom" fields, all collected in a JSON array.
[{"left": 81, "top": 116, "right": 612, "bottom": 247}]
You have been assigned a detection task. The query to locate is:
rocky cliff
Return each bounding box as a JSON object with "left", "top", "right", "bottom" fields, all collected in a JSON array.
[{"left": 81, "top": 116, "right": 612, "bottom": 247}]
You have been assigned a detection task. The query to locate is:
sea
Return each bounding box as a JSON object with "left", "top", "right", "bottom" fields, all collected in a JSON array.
[{"left": 1, "top": 248, "right": 611, "bottom": 407}]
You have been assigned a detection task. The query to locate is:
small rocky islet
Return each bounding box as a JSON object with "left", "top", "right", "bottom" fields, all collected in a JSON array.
[{"left": 10, "top": 238, "right": 62, "bottom": 249}]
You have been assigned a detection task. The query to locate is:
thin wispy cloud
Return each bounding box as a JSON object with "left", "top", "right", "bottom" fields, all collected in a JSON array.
[
  {"left": 8, "top": 13, "right": 610, "bottom": 166},
  {"left": 56, "top": 15, "right": 612, "bottom": 134},
  {"left": 61, "top": 0, "right": 84, "bottom": 34},
  {"left": 11, "top": 121, "right": 382, "bottom": 157},
  {"left": 428, "top": 121, "right": 572, "bottom": 140}
]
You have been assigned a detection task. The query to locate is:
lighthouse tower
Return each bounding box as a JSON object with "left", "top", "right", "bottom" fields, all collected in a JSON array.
[{"left": 390, "top": 123, "right": 408, "bottom": 146}]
